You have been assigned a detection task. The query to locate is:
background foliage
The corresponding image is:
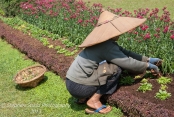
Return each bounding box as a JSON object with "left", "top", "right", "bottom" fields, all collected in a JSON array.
[
  {"left": 0, "top": 0, "right": 174, "bottom": 73},
  {"left": 8, "top": 0, "right": 173, "bottom": 74},
  {"left": 0, "top": 0, "right": 28, "bottom": 16}
]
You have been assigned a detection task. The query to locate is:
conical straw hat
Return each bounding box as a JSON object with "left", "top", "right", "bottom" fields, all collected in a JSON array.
[{"left": 79, "top": 10, "right": 146, "bottom": 48}]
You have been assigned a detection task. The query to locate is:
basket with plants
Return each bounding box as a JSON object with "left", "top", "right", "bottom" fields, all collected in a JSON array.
[{"left": 14, "top": 64, "right": 46, "bottom": 88}]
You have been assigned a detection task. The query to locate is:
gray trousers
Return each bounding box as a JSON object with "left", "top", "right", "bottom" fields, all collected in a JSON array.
[{"left": 66, "top": 67, "right": 122, "bottom": 99}]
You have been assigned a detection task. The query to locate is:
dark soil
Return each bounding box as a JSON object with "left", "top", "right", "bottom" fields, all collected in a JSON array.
[
  {"left": 106, "top": 75, "right": 174, "bottom": 117},
  {"left": 119, "top": 76, "right": 174, "bottom": 111},
  {"left": 0, "top": 20, "right": 174, "bottom": 117}
]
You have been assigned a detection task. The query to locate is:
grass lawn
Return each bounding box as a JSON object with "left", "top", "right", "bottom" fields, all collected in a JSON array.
[
  {"left": 84, "top": 0, "right": 174, "bottom": 19},
  {"left": 0, "top": 38, "right": 123, "bottom": 116}
]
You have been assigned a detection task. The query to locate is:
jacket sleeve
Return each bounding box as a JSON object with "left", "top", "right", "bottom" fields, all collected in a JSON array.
[
  {"left": 116, "top": 42, "right": 148, "bottom": 62},
  {"left": 105, "top": 42, "right": 148, "bottom": 73}
]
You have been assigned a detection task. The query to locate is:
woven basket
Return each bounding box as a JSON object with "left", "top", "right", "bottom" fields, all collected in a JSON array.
[{"left": 14, "top": 65, "right": 46, "bottom": 88}]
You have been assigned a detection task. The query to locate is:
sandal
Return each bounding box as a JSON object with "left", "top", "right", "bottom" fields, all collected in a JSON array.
[{"left": 85, "top": 105, "right": 112, "bottom": 114}]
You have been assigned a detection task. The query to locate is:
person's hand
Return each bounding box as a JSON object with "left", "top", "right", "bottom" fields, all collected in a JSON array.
[
  {"left": 147, "top": 63, "right": 159, "bottom": 73},
  {"left": 148, "top": 58, "right": 161, "bottom": 64}
]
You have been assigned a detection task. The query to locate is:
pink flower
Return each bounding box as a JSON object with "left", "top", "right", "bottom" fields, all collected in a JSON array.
[
  {"left": 154, "top": 33, "right": 160, "bottom": 38},
  {"left": 137, "top": 15, "right": 143, "bottom": 19},
  {"left": 170, "top": 30, "right": 174, "bottom": 34},
  {"left": 64, "top": 18, "right": 69, "bottom": 21},
  {"left": 92, "top": 3, "right": 102, "bottom": 8},
  {"left": 155, "top": 28, "right": 161, "bottom": 33},
  {"left": 140, "top": 24, "right": 149, "bottom": 31},
  {"left": 170, "top": 34, "right": 174, "bottom": 40},
  {"left": 70, "top": 14, "right": 77, "bottom": 19},
  {"left": 164, "top": 18, "right": 170, "bottom": 22},
  {"left": 77, "top": 19, "right": 83, "bottom": 24},
  {"left": 154, "top": 8, "right": 159, "bottom": 13},
  {"left": 114, "top": 8, "right": 122, "bottom": 13},
  {"left": 162, "top": 6, "right": 167, "bottom": 11},
  {"left": 49, "top": 10, "right": 53, "bottom": 14},
  {"left": 144, "top": 33, "right": 151, "bottom": 40},
  {"left": 134, "top": 31, "right": 138, "bottom": 35},
  {"left": 163, "top": 26, "right": 169, "bottom": 33}
]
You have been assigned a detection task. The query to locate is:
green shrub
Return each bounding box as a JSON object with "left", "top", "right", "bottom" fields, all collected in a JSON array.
[
  {"left": 0, "top": 7, "right": 5, "bottom": 16},
  {"left": 0, "top": 0, "right": 28, "bottom": 17},
  {"left": 119, "top": 76, "right": 135, "bottom": 85}
]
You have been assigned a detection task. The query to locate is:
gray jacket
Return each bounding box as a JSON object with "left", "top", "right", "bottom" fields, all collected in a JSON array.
[{"left": 66, "top": 39, "right": 148, "bottom": 86}]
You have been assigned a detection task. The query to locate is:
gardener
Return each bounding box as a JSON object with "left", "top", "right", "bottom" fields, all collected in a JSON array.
[{"left": 65, "top": 10, "right": 161, "bottom": 114}]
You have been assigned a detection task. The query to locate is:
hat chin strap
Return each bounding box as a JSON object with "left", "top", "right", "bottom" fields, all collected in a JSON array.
[
  {"left": 96, "top": 16, "right": 119, "bottom": 27},
  {"left": 110, "top": 21, "right": 121, "bottom": 33}
]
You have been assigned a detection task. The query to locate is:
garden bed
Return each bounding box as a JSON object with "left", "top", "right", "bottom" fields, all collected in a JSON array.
[
  {"left": 0, "top": 20, "right": 77, "bottom": 80},
  {"left": 107, "top": 76, "right": 174, "bottom": 117},
  {"left": 0, "top": 20, "right": 174, "bottom": 116}
]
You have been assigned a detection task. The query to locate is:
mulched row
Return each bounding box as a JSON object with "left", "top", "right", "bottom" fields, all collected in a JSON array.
[
  {"left": 107, "top": 90, "right": 174, "bottom": 117},
  {"left": 0, "top": 20, "right": 73, "bottom": 80}
]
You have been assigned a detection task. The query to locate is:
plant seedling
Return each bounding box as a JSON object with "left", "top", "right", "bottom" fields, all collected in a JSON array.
[
  {"left": 141, "top": 78, "right": 148, "bottom": 83},
  {"left": 137, "top": 78, "right": 152, "bottom": 93},
  {"left": 55, "top": 45, "right": 61, "bottom": 50},
  {"left": 160, "top": 84, "right": 168, "bottom": 90},
  {"left": 48, "top": 44, "right": 54, "bottom": 48},
  {"left": 157, "top": 76, "right": 172, "bottom": 85},
  {"left": 155, "top": 89, "right": 171, "bottom": 100},
  {"left": 137, "top": 82, "right": 152, "bottom": 93}
]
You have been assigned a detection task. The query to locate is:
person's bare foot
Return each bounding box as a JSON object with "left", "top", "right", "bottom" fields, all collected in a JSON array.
[{"left": 86, "top": 98, "right": 112, "bottom": 114}]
